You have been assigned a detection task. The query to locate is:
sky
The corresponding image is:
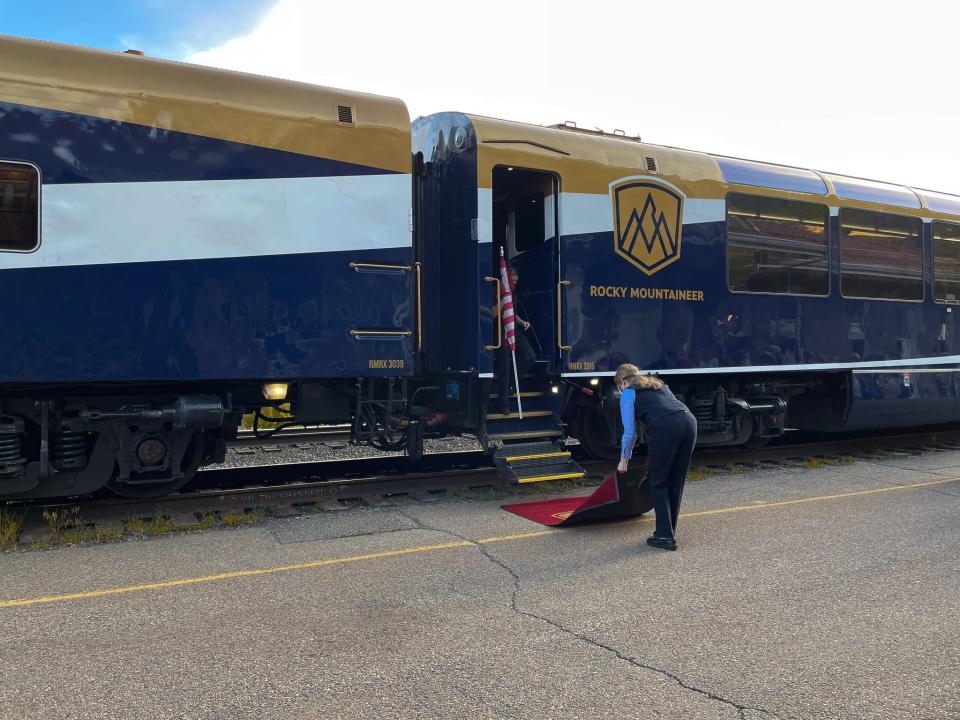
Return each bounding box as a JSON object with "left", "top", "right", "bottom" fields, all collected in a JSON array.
[
  {"left": 0, "top": 0, "right": 272, "bottom": 59},
  {"left": 4, "top": 0, "right": 960, "bottom": 194}
]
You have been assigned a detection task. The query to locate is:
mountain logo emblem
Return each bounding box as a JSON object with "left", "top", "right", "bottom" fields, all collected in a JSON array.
[{"left": 611, "top": 179, "right": 684, "bottom": 275}]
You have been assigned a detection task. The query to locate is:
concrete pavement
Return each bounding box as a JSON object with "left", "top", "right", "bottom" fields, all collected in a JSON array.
[{"left": 1, "top": 450, "right": 959, "bottom": 719}]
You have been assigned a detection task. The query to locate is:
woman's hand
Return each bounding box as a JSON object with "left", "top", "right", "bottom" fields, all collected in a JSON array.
[{"left": 617, "top": 458, "right": 628, "bottom": 473}]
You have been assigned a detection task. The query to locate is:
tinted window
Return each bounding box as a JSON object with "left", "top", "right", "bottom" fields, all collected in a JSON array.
[
  {"left": 716, "top": 158, "right": 828, "bottom": 195},
  {"left": 727, "top": 193, "right": 829, "bottom": 296},
  {"left": 514, "top": 192, "right": 546, "bottom": 252},
  {"left": 828, "top": 175, "right": 920, "bottom": 209},
  {"left": 840, "top": 209, "right": 922, "bottom": 301},
  {"left": 0, "top": 161, "right": 39, "bottom": 252},
  {"left": 933, "top": 221, "right": 960, "bottom": 303},
  {"left": 918, "top": 190, "right": 960, "bottom": 215}
]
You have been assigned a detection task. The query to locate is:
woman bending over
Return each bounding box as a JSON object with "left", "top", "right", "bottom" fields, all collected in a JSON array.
[{"left": 615, "top": 363, "right": 697, "bottom": 551}]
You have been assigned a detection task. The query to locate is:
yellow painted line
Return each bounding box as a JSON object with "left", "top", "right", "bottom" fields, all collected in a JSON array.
[
  {"left": 2, "top": 475, "right": 957, "bottom": 610},
  {"left": 478, "top": 529, "right": 558, "bottom": 543},
  {"left": 679, "top": 476, "right": 960, "bottom": 518},
  {"left": 0, "top": 540, "right": 472, "bottom": 610},
  {"left": 504, "top": 451, "right": 571, "bottom": 462},
  {"left": 517, "top": 472, "right": 585, "bottom": 484}
]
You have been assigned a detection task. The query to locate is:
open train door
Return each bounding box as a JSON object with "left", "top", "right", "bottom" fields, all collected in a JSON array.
[{"left": 490, "top": 166, "right": 561, "bottom": 371}]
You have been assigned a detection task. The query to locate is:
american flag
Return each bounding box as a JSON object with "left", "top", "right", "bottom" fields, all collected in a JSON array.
[{"left": 499, "top": 252, "right": 516, "bottom": 352}]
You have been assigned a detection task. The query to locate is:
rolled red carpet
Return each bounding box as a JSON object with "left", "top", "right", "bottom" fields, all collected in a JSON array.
[{"left": 501, "top": 466, "right": 652, "bottom": 526}]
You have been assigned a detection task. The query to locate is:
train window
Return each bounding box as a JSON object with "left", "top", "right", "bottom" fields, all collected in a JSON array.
[
  {"left": 840, "top": 209, "right": 923, "bottom": 301},
  {"left": 933, "top": 221, "right": 960, "bottom": 303},
  {"left": 726, "top": 193, "right": 829, "bottom": 296},
  {"left": 0, "top": 161, "right": 40, "bottom": 252}
]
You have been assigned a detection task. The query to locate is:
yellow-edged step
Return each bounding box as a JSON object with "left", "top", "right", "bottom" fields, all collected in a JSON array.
[
  {"left": 503, "top": 451, "right": 571, "bottom": 463},
  {"left": 488, "top": 429, "right": 563, "bottom": 442},
  {"left": 517, "top": 471, "right": 585, "bottom": 484},
  {"left": 492, "top": 440, "right": 586, "bottom": 485},
  {"left": 486, "top": 410, "right": 553, "bottom": 421}
]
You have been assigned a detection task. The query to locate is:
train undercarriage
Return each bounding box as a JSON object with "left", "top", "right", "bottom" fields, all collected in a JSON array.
[
  {"left": 564, "top": 377, "right": 799, "bottom": 460},
  {"left": 315, "top": 373, "right": 805, "bottom": 463},
  {"left": 0, "top": 393, "right": 234, "bottom": 500},
  {"left": 0, "top": 371, "right": 898, "bottom": 502}
]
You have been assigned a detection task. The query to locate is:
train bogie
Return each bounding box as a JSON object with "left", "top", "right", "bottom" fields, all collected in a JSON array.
[{"left": 0, "top": 391, "right": 230, "bottom": 499}]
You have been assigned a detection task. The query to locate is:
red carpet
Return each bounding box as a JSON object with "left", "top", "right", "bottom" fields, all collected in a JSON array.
[{"left": 501, "top": 466, "right": 652, "bottom": 526}]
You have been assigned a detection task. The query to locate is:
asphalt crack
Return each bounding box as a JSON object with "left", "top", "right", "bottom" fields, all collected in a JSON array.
[
  {"left": 473, "top": 541, "right": 781, "bottom": 720},
  {"left": 393, "top": 508, "right": 782, "bottom": 720}
]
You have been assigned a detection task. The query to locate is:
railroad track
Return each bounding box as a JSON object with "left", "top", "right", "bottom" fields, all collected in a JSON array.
[
  {"left": 230, "top": 425, "right": 352, "bottom": 448},
  {"left": 8, "top": 428, "right": 960, "bottom": 548},
  {"left": 692, "top": 428, "right": 960, "bottom": 466}
]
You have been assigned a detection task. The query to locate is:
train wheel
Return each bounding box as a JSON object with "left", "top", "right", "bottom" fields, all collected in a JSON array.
[
  {"left": 575, "top": 407, "right": 621, "bottom": 461},
  {"left": 743, "top": 416, "right": 773, "bottom": 448},
  {"left": 106, "top": 433, "right": 203, "bottom": 499},
  {"left": 406, "top": 420, "right": 424, "bottom": 461},
  {"left": 358, "top": 404, "right": 407, "bottom": 452}
]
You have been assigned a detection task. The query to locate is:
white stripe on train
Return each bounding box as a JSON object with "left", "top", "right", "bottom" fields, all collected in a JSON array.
[
  {"left": 475, "top": 188, "right": 725, "bottom": 242},
  {"left": 0, "top": 173, "right": 411, "bottom": 270},
  {"left": 561, "top": 355, "right": 960, "bottom": 377}
]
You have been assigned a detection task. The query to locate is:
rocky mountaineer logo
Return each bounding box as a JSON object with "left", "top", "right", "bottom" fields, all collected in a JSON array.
[{"left": 611, "top": 178, "right": 684, "bottom": 276}]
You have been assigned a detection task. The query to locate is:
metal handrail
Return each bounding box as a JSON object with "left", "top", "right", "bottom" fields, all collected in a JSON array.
[
  {"left": 414, "top": 261, "right": 423, "bottom": 353},
  {"left": 349, "top": 262, "right": 412, "bottom": 272},
  {"left": 484, "top": 276, "right": 502, "bottom": 350},
  {"left": 557, "top": 279, "right": 572, "bottom": 351},
  {"left": 349, "top": 329, "right": 413, "bottom": 337}
]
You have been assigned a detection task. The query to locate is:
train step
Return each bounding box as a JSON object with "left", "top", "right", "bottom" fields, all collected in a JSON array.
[
  {"left": 482, "top": 374, "right": 564, "bottom": 449},
  {"left": 485, "top": 409, "right": 553, "bottom": 421},
  {"left": 493, "top": 441, "right": 585, "bottom": 484},
  {"left": 487, "top": 428, "right": 563, "bottom": 443},
  {"left": 488, "top": 391, "right": 545, "bottom": 400}
]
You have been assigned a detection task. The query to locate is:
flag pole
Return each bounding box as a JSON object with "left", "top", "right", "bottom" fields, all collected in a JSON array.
[
  {"left": 499, "top": 245, "right": 522, "bottom": 419},
  {"left": 511, "top": 348, "right": 523, "bottom": 419}
]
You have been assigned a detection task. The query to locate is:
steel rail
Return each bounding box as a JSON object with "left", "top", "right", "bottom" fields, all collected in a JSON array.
[
  {"left": 689, "top": 428, "right": 960, "bottom": 467},
  {"left": 230, "top": 426, "right": 352, "bottom": 448},
  {"left": 10, "top": 429, "right": 960, "bottom": 540}
]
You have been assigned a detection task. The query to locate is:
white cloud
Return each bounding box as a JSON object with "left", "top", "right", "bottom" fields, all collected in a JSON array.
[{"left": 189, "top": 0, "right": 960, "bottom": 193}]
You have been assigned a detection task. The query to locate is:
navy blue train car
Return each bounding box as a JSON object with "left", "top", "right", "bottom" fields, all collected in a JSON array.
[
  {"left": 0, "top": 36, "right": 415, "bottom": 498},
  {"left": 413, "top": 112, "right": 960, "bottom": 460}
]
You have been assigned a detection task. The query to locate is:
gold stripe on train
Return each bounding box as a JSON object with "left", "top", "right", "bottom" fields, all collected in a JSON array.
[
  {"left": 0, "top": 35, "right": 410, "bottom": 174},
  {"left": 469, "top": 115, "right": 960, "bottom": 222}
]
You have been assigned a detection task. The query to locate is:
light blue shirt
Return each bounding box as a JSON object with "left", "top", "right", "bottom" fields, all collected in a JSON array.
[{"left": 620, "top": 387, "right": 637, "bottom": 460}]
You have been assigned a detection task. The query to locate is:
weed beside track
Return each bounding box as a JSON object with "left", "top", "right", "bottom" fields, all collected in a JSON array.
[{"left": 4, "top": 430, "right": 959, "bottom": 553}]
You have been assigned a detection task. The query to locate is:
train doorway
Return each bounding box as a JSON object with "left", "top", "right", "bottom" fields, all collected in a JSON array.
[{"left": 490, "top": 166, "right": 560, "bottom": 370}]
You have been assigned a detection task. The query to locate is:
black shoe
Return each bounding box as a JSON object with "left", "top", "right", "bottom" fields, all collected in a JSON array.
[
  {"left": 497, "top": 404, "right": 510, "bottom": 415},
  {"left": 646, "top": 536, "right": 677, "bottom": 551}
]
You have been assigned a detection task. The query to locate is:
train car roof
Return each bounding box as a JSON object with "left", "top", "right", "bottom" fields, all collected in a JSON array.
[
  {"left": 466, "top": 113, "right": 960, "bottom": 221},
  {"left": 0, "top": 34, "right": 411, "bottom": 173},
  {"left": 467, "top": 113, "right": 723, "bottom": 195}
]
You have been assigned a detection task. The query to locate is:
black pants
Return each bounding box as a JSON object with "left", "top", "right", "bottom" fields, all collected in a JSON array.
[
  {"left": 646, "top": 410, "right": 697, "bottom": 540},
  {"left": 496, "top": 331, "right": 536, "bottom": 408}
]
